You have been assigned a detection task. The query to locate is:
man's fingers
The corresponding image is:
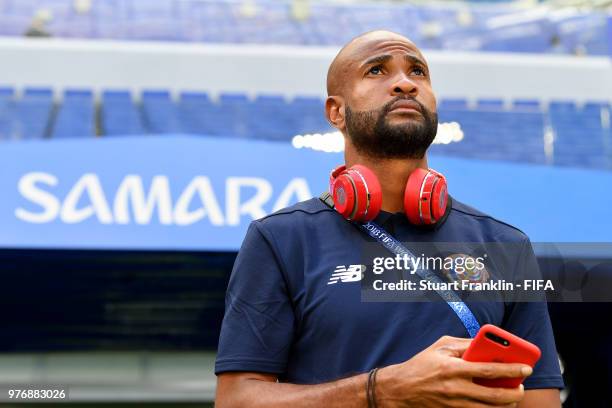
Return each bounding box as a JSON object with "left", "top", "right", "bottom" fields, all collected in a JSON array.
[
  {"left": 435, "top": 336, "right": 473, "bottom": 357},
  {"left": 457, "top": 381, "right": 524, "bottom": 405},
  {"left": 460, "top": 402, "right": 517, "bottom": 408},
  {"left": 460, "top": 361, "right": 533, "bottom": 379}
]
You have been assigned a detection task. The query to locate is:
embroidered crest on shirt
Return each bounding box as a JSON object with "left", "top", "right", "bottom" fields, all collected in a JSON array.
[{"left": 440, "top": 253, "right": 490, "bottom": 284}]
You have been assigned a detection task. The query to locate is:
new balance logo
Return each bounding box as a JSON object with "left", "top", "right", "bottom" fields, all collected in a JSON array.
[{"left": 327, "top": 264, "right": 365, "bottom": 285}]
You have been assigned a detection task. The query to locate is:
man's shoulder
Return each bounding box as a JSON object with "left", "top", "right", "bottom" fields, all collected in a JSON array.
[
  {"left": 255, "top": 197, "right": 336, "bottom": 227},
  {"left": 449, "top": 197, "right": 529, "bottom": 242}
]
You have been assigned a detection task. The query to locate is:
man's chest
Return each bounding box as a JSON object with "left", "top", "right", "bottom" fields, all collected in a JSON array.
[{"left": 286, "top": 237, "right": 506, "bottom": 345}]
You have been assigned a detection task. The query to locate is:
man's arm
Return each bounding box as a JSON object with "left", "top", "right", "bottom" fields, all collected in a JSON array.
[
  {"left": 216, "top": 371, "right": 367, "bottom": 408},
  {"left": 519, "top": 389, "right": 561, "bottom": 408},
  {"left": 216, "top": 336, "right": 530, "bottom": 408}
]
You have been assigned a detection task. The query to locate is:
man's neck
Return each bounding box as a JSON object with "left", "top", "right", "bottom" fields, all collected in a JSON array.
[{"left": 345, "top": 154, "right": 428, "bottom": 213}]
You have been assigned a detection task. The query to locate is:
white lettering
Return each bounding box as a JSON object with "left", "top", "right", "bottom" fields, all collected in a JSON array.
[
  {"left": 60, "top": 173, "right": 113, "bottom": 224},
  {"left": 174, "top": 176, "right": 224, "bottom": 226},
  {"left": 226, "top": 177, "right": 272, "bottom": 226},
  {"left": 114, "top": 175, "right": 173, "bottom": 225},
  {"left": 15, "top": 172, "right": 60, "bottom": 223},
  {"left": 272, "top": 178, "right": 312, "bottom": 212},
  {"left": 16, "top": 173, "right": 312, "bottom": 226}
]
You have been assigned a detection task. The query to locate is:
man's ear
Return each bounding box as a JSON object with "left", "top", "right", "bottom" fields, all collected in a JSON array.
[{"left": 325, "top": 96, "right": 346, "bottom": 131}]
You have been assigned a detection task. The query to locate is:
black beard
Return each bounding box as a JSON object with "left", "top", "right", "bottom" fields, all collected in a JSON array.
[{"left": 345, "top": 97, "right": 438, "bottom": 160}]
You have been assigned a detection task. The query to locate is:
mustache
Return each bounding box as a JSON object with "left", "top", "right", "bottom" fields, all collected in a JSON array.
[{"left": 382, "top": 96, "right": 427, "bottom": 115}]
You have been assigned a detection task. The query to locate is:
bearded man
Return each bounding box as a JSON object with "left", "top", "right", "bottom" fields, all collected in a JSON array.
[{"left": 214, "top": 30, "right": 563, "bottom": 407}]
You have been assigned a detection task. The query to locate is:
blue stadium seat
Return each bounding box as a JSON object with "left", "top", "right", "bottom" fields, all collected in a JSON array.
[
  {"left": 512, "top": 99, "right": 541, "bottom": 111},
  {"left": 0, "top": 88, "right": 13, "bottom": 141},
  {"left": 178, "top": 91, "right": 213, "bottom": 135},
  {"left": 52, "top": 89, "right": 95, "bottom": 139},
  {"left": 141, "top": 90, "right": 183, "bottom": 133},
  {"left": 254, "top": 94, "right": 286, "bottom": 106},
  {"left": 247, "top": 94, "right": 294, "bottom": 141},
  {"left": 101, "top": 90, "right": 146, "bottom": 136},
  {"left": 24, "top": 88, "right": 54, "bottom": 99},
  {"left": 5, "top": 88, "right": 55, "bottom": 140},
  {"left": 476, "top": 99, "right": 504, "bottom": 110},
  {"left": 217, "top": 93, "right": 253, "bottom": 138},
  {"left": 290, "top": 96, "right": 330, "bottom": 135},
  {"left": 0, "top": 87, "right": 14, "bottom": 100},
  {"left": 439, "top": 98, "right": 469, "bottom": 110},
  {"left": 549, "top": 100, "right": 577, "bottom": 112},
  {"left": 219, "top": 93, "right": 249, "bottom": 106}
]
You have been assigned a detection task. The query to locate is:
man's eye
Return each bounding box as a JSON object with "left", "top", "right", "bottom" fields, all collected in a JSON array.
[
  {"left": 412, "top": 67, "right": 426, "bottom": 76},
  {"left": 368, "top": 66, "right": 383, "bottom": 75}
]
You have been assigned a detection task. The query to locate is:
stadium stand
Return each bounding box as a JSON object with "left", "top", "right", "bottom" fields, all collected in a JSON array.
[
  {"left": 0, "top": 88, "right": 609, "bottom": 171},
  {"left": 433, "top": 102, "right": 548, "bottom": 165},
  {"left": 0, "top": 0, "right": 609, "bottom": 55}
]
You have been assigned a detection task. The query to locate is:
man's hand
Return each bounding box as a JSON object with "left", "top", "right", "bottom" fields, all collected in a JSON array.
[{"left": 376, "top": 335, "right": 532, "bottom": 407}]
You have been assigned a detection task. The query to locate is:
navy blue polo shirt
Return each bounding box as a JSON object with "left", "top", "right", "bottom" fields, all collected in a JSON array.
[{"left": 215, "top": 197, "right": 564, "bottom": 390}]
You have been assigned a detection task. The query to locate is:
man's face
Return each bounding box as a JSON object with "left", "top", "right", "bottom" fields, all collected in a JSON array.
[{"left": 339, "top": 35, "right": 438, "bottom": 159}]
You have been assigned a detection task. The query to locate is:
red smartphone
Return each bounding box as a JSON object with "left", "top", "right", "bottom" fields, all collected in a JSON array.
[{"left": 462, "top": 324, "right": 541, "bottom": 388}]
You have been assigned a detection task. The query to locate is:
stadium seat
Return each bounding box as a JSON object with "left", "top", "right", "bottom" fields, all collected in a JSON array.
[
  {"left": 5, "top": 88, "right": 55, "bottom": 140},
  {"left": 178, "top": 91, "right": 213, "bottom": 135},
  {"left": 141, "top": 90, "right": 183, "bottom": 133},
  {"left": 216, "top": 93, "right": 253, "bottom": 138},
  {"left": 52, "top": 89, "right": 96, "bottom": 139},
  {"left": 439, "top": 98, "right": 469, "bottom": 110},
  {"left": 290, "top": 96, "right": 331, "bottom": 135},
  {"left": 101, "top": 90, "right": 147, "bottom": 136},
  {"left": 549, "top": 100, "right": 578, "bottom": 112},
  {"left": 512, "top": 99, "right": 541, "bottom": 111},
  {"left": 248, "top": 94, "right": 294, "bottom": 141},
  {"left": 476, "top": 99, "right": 505, "bottom": 110},
  {"left": 0, "top": 88, "right": 14, "bottom": 141},
  {"left": 0, "top": 87, "right": 14, "bottom": 99}
]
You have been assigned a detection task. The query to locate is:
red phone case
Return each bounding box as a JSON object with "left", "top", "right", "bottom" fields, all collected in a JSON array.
[{"left": 462, "top": 324, "right": 541, "bottom": 388}]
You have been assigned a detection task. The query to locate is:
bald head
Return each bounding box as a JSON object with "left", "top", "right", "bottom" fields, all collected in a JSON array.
[{"left": 326, "top": 30, "right": 419, "bottom": 97}]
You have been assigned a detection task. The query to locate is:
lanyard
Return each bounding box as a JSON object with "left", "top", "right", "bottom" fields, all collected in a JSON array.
[{"left": 359, "top": 221, "right": 480, "bottom": 338}]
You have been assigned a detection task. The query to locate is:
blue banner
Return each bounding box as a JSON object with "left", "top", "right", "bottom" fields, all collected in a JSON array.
[{"left": 0, "top": 135, "right": 611, "bottom": 251}]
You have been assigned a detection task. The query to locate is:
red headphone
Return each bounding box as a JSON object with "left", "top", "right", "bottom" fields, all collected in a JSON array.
[{"left": 329, "top": 164, "right": 449, "bottom": 225}]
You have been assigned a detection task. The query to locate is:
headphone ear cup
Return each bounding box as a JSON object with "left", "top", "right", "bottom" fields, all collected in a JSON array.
[
  {"left": 404, "top": 168, "right": 429, "bottom": 225},
  {"left": 404, "top": 168, "right": 449, "bottom": 225},
  {"left": 329, "top": 165, "right": 346, "bottom": 195},
  {"left": 429, "top": 173, "right": 448, "bottom": 222},
  {"left": 348, "top": 165, "right": 382, "bottom": 222},
  {"left": 331, "top": 172, "right": 357, "bottom": 220}
]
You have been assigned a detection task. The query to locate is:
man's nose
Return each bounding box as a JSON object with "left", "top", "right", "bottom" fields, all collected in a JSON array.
[{"left": 391, "top": 75, "right": 418, "bottom": 97}]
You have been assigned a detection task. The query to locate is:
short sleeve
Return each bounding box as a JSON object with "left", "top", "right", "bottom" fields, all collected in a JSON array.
[
  {"left": 215, "top": 221, "right": 295, "bottom": 376},
  {"left": 502, "top": 239, "right": 564, "bottom": 390}
]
